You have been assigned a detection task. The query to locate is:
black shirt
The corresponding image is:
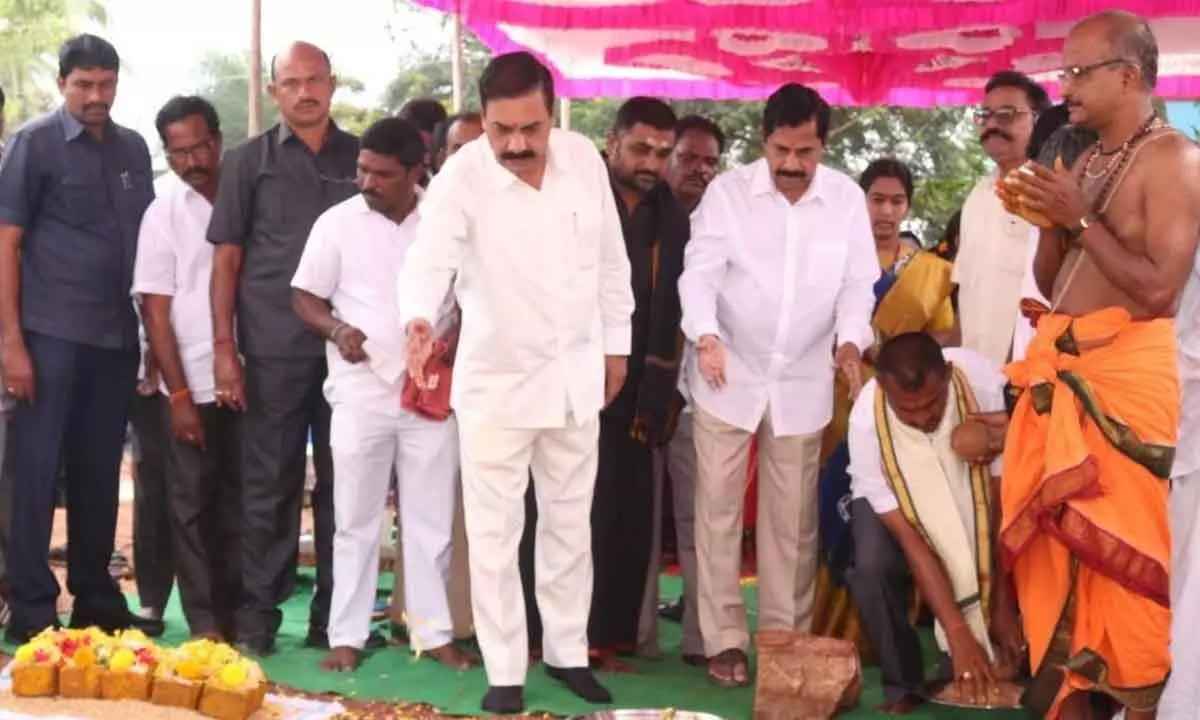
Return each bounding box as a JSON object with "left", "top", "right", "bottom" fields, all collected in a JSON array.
[{"left": 207, "top": 122, "right": 359, "bottom": 358}]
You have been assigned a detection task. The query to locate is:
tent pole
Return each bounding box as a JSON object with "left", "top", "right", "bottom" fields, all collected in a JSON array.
[
  {"left": 450, "top": 12, "right": 464, "bottom": 111},
  {"left": 559, "top": 97, "right": 571, "bottom": 130},
  {"left": 248, "top": 0, "right": 263, "bottom": 137}
]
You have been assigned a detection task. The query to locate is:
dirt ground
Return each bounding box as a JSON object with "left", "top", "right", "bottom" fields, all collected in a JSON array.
[{"left": 29, "top": 454, "right": 554, "bottom": 720}]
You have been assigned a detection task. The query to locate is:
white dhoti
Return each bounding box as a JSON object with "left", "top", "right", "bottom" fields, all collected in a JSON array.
[
  {"left": 457, "top": 412, "right": 598, "bottom": 687},
  {"left": 1159, "top": 469, "right": 1200, "bottom": 719},
  {"left": 328, "top": 404, "right": 459, "bottom": 651}
]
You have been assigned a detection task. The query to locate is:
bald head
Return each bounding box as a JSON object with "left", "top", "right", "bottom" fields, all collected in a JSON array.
[
  {"left": 267, "top": 42, "right": 336, "bottom": 132},
  {"left": 1072, "top": 11, "right": 1158, "bottom": 89},
  {"left": 270, "top": 42, "right": 331, "bottom": 82}
]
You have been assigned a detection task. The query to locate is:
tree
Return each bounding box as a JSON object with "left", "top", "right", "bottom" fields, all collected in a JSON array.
[
  {"left": 0, "top": 0, "right": 108, "bottom": 127},
  {"left": 381, "top": 30, "right": 491, "bottom": 114},
  {"left": 563, "top": 98, "right": 982, "bottom": 241},
  {"left": 380, "top": 27, "right": 982, "bottom": 241},
  {"left": 194, "top": 51, "right": 379, "bottom": 141},
  {"left": 195, "top": 52, "right": 264, "bottom": 144}
]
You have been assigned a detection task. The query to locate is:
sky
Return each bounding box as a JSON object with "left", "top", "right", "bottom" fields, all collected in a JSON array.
[{"left": 96, "top": 0, "right": 447, "bottom": 146}]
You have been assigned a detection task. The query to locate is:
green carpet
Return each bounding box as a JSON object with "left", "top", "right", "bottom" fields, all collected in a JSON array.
[{"left": 8, "top": 572, "right": 1021, "bottom": 718}]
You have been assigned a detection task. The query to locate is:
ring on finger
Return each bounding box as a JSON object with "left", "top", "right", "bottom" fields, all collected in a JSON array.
[{"left": 961, "top": 671, "right": 973, "bottom": 681}]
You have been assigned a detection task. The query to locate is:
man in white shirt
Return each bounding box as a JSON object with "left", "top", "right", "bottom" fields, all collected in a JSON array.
[
  {"left": 399, "top": 52, "right": 634, "bottom": 714},
  {"left": 953, "top": 71, "right": 1050, "bottom": 367},
  {"left": 677, "top": 83, "right": 876, "bottom": 687},
  {"left": 131, "top": 96, "right": 241, "bottom": 640},
  {"left": 291, "top": 117, "right": 472, "bottom": 673},
  {"left": 845, "top": 333, "right": 1023, "bottom": 711}
]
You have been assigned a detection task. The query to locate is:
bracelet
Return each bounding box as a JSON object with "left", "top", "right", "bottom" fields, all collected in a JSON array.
[
  {"left": 213, "top": 337, "right": 235, "bottom": 348},
  {"left": 329, "top": 322, "right": 348, "bottom": 341},
  {"left": 168, "top": 388, "right": 190, "bottom": 403}
]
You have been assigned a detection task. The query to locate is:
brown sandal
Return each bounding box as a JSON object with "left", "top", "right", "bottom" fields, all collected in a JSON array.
[{"left": 707, "top": 648, "right": 750, "bottom": 687}]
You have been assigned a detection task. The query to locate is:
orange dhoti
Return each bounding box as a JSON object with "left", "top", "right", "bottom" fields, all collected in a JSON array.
[{"left": 1002, "top": 308, "right": 1178, "bottom": 717}]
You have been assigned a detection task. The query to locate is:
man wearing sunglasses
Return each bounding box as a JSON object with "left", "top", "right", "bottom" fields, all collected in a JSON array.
[{"left": 952, "top": 72, "right": 1050, "bottom": 368}]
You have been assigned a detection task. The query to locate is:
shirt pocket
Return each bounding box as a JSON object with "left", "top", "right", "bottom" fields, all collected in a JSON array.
[
  {"left": 253, "top": 170, "right": 291, "bottom": 226},
  {"left": 570, "top": 205, "right": 603, "bottom": 271},
  {"left": 115, "top": 169, "right": 153, "bottom": 221},
  {"left": 57, "top": 176, "right": 107, "bottom": 229}
]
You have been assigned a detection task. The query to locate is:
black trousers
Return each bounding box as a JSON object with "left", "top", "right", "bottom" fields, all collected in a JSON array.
[
  {"left": 130, "top": 392, "right": 174, "bottom": 613},
  {"left": 165, "top": 400, "right": 242, "bottom": 636},
  {"left": 237, "top": 355, "right": 333, "bottom": 640},
  {"left": 844, "top": 498, "right": 926, "bottom": 701},
  {"left": 7, "top": 332, "right": 138, "bottom": 632},
  {"left": 587, "top": 414, "right": 655, "bottom": 650}
]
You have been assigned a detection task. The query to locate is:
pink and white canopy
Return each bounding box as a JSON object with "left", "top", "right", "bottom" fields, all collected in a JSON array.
[{"left": 413, "top": 0, "right": 1200, "bottom": 106}]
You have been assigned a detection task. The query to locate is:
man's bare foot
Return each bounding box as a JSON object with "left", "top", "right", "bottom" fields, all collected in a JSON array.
[
  {"left": 423, "top": 643, "right": 477, "bottom": 670},
  {"left": 320, "top": 646, "right": 360, "bottom": 672},
  {"left": 590, "top": 652, "right": 637, "bottom": 674}
]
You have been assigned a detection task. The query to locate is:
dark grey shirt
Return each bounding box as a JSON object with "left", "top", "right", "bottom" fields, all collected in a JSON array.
[
  {"left": 207, "top": 122, "right": 358, "bottom": 358},
  {"left": 0, "top": 106, "right": 154, "bottom": 350}
]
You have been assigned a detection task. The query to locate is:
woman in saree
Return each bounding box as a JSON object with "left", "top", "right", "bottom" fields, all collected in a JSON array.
[{"left": 811, "top": 159, "right": 959, "bottom": 677}]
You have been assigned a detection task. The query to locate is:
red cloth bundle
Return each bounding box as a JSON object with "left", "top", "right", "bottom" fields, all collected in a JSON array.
[{"left": 401, "top": 339, "right": 453, "bottom": 421}]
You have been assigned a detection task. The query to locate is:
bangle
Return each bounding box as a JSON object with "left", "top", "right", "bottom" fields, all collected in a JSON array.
[
  {"left": 168, "top": 388, "right": 190, "bottom": 403},
  {"left": 329, "top": 322, "right": 348, "bottom": 341},
  {"left": 213, "top": 337, "right": 235, "bottom": 348}
]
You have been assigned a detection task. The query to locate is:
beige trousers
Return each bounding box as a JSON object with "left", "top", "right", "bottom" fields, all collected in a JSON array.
[
  {"left": 389, "top": 482, "right": 474, "bottom": 639},
  {"left": 693, "top": 405, "right": 823, "bottom": 656}
]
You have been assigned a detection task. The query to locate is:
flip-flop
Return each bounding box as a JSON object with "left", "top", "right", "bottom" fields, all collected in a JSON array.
[{"left": 707, "top": 648, "right": 750, "bottom": 687}]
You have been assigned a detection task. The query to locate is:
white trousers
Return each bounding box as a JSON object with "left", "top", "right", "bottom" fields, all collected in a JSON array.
[
  {"left": 1160, "top": 470, "right": 1200, "bottom": 719},
  {"left": 457, "top": 413, "right": 599, "bottom": 687},
  {"left": 328, "top": 404, "right": 459, "bottom": 651}
]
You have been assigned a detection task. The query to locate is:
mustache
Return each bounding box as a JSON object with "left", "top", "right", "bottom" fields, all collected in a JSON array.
[
  {"left": 182, "top": 168, "right": 210, "bottom": 181},
  {"left": 684, "top": 173, "right": 708, "bottom": 184},
  {"left": 775, "top": 169, "right": 807, "bottom": 180},
  {"left": 501, "top": 150, "right": 535, "bottom": 161},
  {"left": 361, "top": 188, "right": 381, "bottom": 199},
  {"left": 981, "top": 128, "right": 1013, "bottom": 143},
  {"left": 83, "top": 102, "right": 109, "bottom": 113}
]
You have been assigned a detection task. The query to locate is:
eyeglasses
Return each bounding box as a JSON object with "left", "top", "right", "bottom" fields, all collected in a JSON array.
[
  {"left": 973, "top": 107, "right": 1031, "bottom": 126},
  {"left": 1058, "top": 58, "right": 1133, "bottom": 82},
  {"left": 165, "top": 137, "right": 216, "bottom": 164}
]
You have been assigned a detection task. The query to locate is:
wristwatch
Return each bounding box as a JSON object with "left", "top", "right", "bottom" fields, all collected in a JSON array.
[{"left": 1076, "top": 214, "right": 1098, "bottom": 234}]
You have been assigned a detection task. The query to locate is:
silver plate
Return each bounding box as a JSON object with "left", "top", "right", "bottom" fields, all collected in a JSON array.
[
  {"left": 568, "top": 711, "right": 729, "bottom": 720},
  {"left": 925, "top": 680, "right": 1024, "bottom": 710}
]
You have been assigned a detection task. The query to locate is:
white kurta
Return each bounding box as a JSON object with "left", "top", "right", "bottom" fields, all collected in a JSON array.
[
  {"left": 130, "top": 174, "right": 217, "bottom": 403},
  {"left": 954, "top": 171, "right": 1036, "bottom": 367},
  {"left": 677, "top": 160, "right": 877, "bottom": 437},
  {"left": 396, "top": 129, "right": 635, "bottom": 685},
  {"left": 1159, "top": 249, "right": 1200, "bottom": 719},
  {"left": 1009, "top": 226, "right": 1049, "bottom": 363},
  {"left": 292, "top": 194, "right": 459, "bottom": 651},
  {"left": 848, "top": 347, "right": 1006, "bottom": 515},
  {"left": 847, "top": 347, "right": 1006, "bottom": 658}
]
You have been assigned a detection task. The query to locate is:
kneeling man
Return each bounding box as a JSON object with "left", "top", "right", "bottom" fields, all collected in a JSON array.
[
  {"left": 291, "top": 117, "right": 473, "bottom": 672},
  {"left": 846, "top": 333, "right": 1024, "bottom": 712}
]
